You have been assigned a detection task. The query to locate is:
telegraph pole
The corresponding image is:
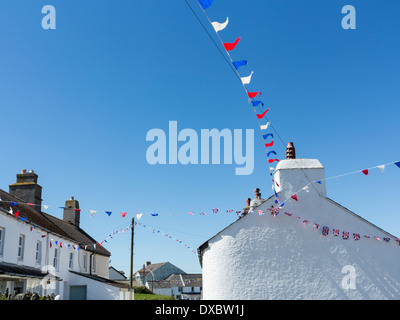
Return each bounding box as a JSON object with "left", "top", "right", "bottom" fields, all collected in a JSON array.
[{"left": 130, "top": 217, "right": 134, "bottom": 289}]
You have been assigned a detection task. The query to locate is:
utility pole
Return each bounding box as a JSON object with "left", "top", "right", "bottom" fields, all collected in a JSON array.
[{"left": 130, "top": 217, "right": 134, "bottom": 289}]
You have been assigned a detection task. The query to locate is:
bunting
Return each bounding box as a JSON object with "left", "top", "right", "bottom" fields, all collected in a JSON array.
[
  {"left": 211, "top": 17, "right": 229, "bottom": 33},
  {"left": 223, "top": 37, "right": 240, "bottom": 51}
]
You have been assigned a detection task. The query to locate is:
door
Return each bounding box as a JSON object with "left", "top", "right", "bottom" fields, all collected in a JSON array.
[{"left": 69, "top": 285, "right": 87, "bottom": 300}]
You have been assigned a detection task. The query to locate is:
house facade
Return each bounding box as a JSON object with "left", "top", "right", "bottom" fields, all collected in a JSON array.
[
  {"left": 133, "top": 261, "right": 185, "bottom": 285},
  {"left": 198, "top": 144, "right": 400, "bottom": 300},
  {"left": 0, "top": 170, "right": 131, "bottom": 300}
]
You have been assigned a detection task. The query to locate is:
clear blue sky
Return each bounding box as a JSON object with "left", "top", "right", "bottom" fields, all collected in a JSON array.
[{"left": 0, "top": 0, "right": 399, "bottom": 275}]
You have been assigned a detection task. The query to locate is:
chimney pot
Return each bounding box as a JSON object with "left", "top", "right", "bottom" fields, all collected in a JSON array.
[
  {"left": 245, "top": 198, "right": 251, "bottom": 207},
  {"left": 254, "top": 188, "right": 261, "bottom": 199},
  {"left": 286, "top": 142, "right": 296, "bottom": 159}
]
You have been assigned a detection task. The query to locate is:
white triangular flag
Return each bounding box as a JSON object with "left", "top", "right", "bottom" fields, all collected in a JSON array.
[
  {"left": 260, "top": 122, "right": 270, "bottom": 130},
  {"left": 8, "top": 207, "right": 13, "bottom": 215},
  {"left": 90, "top": 210, "right": 96, "bottom": 218},
  {"left": 241, "top": 71, "right": 253, "bottom": 85},
  {"left": 378, "top": 165, "right": 385, "bottom": 173},
  {"left": 136, "top": 213, "right": 143, "bottom": 221},
  {"left": 43, "top": 205, "right": 49, "bottom": 210},
  {"left": 211, "top": 17, "right": 229, "bottom": 33}
]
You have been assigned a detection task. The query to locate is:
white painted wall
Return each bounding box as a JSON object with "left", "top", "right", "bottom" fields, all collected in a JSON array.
[
  {"left": 201, "top": 159, "right": 400, "bottom": 300},
  {"left": 0, "top": 210, "right": 115, "bottom": 299}
]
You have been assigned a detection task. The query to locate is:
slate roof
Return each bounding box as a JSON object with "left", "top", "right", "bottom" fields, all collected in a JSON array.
[
  {"left": 148, "top": 273, "right": 202, "bottom": 289},
  {"left": 0, "top": 189, "right": 110, "bottom": 257}
]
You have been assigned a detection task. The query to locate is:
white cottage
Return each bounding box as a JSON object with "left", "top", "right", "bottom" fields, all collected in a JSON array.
[
  {"left": 198, "top": 144, "right": 400, "bottom": 300},
  {"left": 0, "top": 170, "right": 131, "bottom": 300}
]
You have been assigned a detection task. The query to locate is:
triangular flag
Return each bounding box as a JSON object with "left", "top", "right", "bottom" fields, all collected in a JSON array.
[
  {"left": 248, "top": 92, "right": 261, "bottom": 99},
  {"left": 241, "top": 71, "right": 253, "bottom": 85},
  {"left": 260, "top": 122, "right": 270, "bottom": 130},
  {"left": 377, "top": 165, "right": 385, "bottom": 173},
  {"left": 10, "top": 202, "right": 18, "bottom": 206},
  {"left": 151, "top": 213, "right": 159, "bottom": 216},
  {"left": 232, "top": 60, "right": 247, "bottom": 70},
  {"left": 43, "top": 205, "right": 49, "bottom": 210},
  {"left": 291, "top": 194, "right": 298, "bottom": 202},
  {"left": 90, "top": 210, "right": 96, "bottom": 218},
  {"left": 223, "top": 37, "right": 240, "bottom": 51},
  {"left": 315, "top": 180, "right": 322, "bottom": 184},
  {"left": 136, "top": 213, "right": 143, "bottom": 220},
  {"left": 394, "top": 161, "right": 400, "bottom": 168},
  {"left": 105, "top": 211, "right": 112, "bottom": 216},
  {"left": 361, "top": 169, "right": 369, "bottom": 175},
  {"left": 198, "top": 0, "right": 214, "bottom": 10},
  {"left": 251, "top": 100, "right": 264, "bottom": 107},
  {"left": 263, "top": 133, "right": 273, "bottom": 140},
  {"left": 15, "top": 210, "right": 19, "bottom": 218},
  {"left": 121, "top": 212, "right": 127, "bottom": 218},
  {"left": 211, "top": 17, "right": 228, "bottom": 33},
  {"left": 268, "top": 159, "right": 279, "bottom": 163},
  {"left": 265, "top": 140, "right": 274, "bottom": 148},
  {"left": 256, "top": 108, "right": 270, "bottom": 119},
  {"left": 267, "top": 150, "right": 277, "bottom": 157},
  {"left": 27, "top": 203, "right": 34, "bottom": 207}
]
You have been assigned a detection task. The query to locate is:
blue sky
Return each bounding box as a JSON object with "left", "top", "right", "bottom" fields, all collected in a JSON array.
[{"left": 0, "top": 0, "right": 399, "bottom": 275}]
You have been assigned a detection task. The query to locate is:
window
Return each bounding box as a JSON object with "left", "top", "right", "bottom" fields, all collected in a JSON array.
[
  {"left": 35, "top": 241, "right": 42, "bottom": 264},
  {"left": 53, "top": 248, "right": 59, "bottom": 269},
  {"left": 69, "top": 252, "right": 74, "bottom": 269},
  {"left": 83, "top": 253, "right": 88, "bottom": 271},
  {"left": 91, "top": 255, "right": 96, "bottom": 273},
  {"left": 17, "top": 234, "right": 25, "bottom": 260},
  {"left": 0, "top": 227, "right": 5, "bottom": 256}
]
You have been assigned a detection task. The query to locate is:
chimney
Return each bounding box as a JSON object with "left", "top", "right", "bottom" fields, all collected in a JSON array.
[
  {"left": 286, "top": 142, "right": 296, "bottom": 159},
  {"left": 9, "top": 169, "right": 43, "bottom": 212},
  {"left": 245, "top": 198, "right": 251, "bottom": 207},
  {"left": 254, "top": 188, "right": 261, "bottom": 199},
  {"left": 63, "top": 196, "right": 80, "bottom": 228}
]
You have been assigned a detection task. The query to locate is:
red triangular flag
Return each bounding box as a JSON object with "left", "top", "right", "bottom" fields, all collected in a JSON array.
[
  {"left": 223, "top": 37, "right": 240, "bottom": 51},
  {"left": 74, "top": 208, "right": 81, "bottom": 212},
  {"left": 27, "top": 203, "right": 34, "bottom": 206},
  {"left": 121, "top": 212, "right": 127, "bottom": 218},
  {"left": 265, "top": 140, "right": 274, "bottom": 148},
  {"left": 362, "top": 169, "right": 369, "bottom": 175},
  {"left": 256, "top": 108, "right": 270, "bottom": 119},
  {"left": 291, "top": 194, "right": 298, "bottom": 202},
  {"left": 15, "top": 210, "right": 19, "bottom": 218},
  {"left": 268, "top": 159, "right": 279, "bottom": 163},
  {"left": 248, "top": 92, "right": 261, "bottom": 99}
]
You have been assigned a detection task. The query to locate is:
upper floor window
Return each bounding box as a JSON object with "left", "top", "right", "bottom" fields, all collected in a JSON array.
[
  {"left": 69, "top": 252, "right": 74, "bottom": 269},
  {"left": 53, "top": 248, "right": 59, "bottom": 270},
  {"left": 17, "top": 234, "right": 25, "bottom": 260},
  {"left": 0, "top": 227, "right": 5, "bottom": 256},
  {"left": 35, "top": 241, "right": 42, "bottom": 264}
]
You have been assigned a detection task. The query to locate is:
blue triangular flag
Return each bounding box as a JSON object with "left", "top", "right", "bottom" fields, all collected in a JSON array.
[
  {"left": 151, "top": 213, "right": 159, "bottom": 216},
  {"left": 10, "top": 202, "right": 18, "bottom": 206},
  {"left": 232, "top": 60, "right": 247, "bottom": 70},
  {"left": 263, "top": 133, "right": 273, "bottom": 140},
  {"left": 267, "top": 150, "right": 277, "bottom": 157},
  {"left": 251, "top": 100, "right": 264, "bottom": 107},
  {"left": 315, "top": 180, "right": 322, "bottom": 184},
  {"left": 394, "top": 161, "right": 400, "bottom": 168},
  {"left": 198, "top": 0, "right": 214, "bottom": 10},
  {"left": 105, "top": 211, "right": 112, "bottom": 216}
]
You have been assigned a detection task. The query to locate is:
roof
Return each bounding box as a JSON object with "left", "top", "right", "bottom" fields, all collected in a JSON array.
[
  {"left": 197, "top": 192, "right": 400, "bottom": 266},
  {"left": 0, "top": 262, "right": 61, "bottom": 280},
  {"left": 69, "top": 270, "right": 128, "bottom": 288},
  {"left": 0, "top": 189, "right": 110, "bottom": 257},
  {"left": 148, "top": 273, "right": 202, "bottom": 289},
  {"left": 135, "top": 262, "right": 168, "bottom": 276}
]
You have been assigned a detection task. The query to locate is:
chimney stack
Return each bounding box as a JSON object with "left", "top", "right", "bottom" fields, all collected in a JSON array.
[
  {"left": 63, "top": 196, "right": 80, "bottom": 228},
  {"left": 286, "top": 142, "right": 296, "bottom": 159},
  {"left": 9, "top": 169, "right": 43, "bottom": 212},
  {"left": 254, "top": 188, "right": 261, "bottom": 199}
]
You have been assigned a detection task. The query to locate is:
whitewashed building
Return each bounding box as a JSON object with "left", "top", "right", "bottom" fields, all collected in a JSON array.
[
  {"left": 198, "top": 144, "right": 400, "bottom": 300},
  {"left": 0, "top": 170, "right": 131, "bottom": 300}
]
